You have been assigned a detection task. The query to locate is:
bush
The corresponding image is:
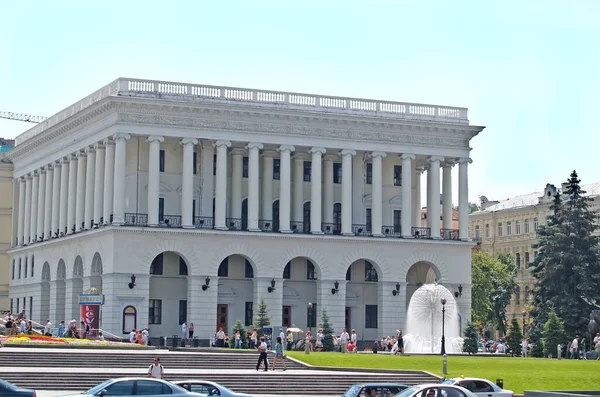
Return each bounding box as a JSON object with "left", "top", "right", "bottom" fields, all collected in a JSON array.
[
  {"left": 320, "top": 309, "right": 335, "bottom": 352},
  {"left": 542, "top": 309, "right": 566, "bottom": 358},
  {"left": 462, "top": 321, "right": 479, "bottom": 355},
  {"left": 506, "top": 318, "right": 523, "bottom": 357}
]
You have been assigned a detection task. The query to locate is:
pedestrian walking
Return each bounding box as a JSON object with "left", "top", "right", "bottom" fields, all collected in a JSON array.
[
  {"left": 256, "top": 336, "right": 269, "bottom": 371},
  {"left": 272, "top": 336, "right": 287, "bottom": 371},
  {"left": 188, "top": 323, "right": 194, "bottom": 339},
  {"left": 147, "top": 357, "right": 164, "bottom": 379}
]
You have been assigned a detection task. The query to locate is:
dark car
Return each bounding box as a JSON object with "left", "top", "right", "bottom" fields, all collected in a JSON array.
[
  {"left": 0, "top": 379, "right": 36, "bottom": 397},
  {"left": 343, "top": 383, "right": 409, "bottom": 397}
]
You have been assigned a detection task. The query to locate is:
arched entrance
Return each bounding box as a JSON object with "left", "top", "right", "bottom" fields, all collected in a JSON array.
[
  {"left": 56, "top": 260, "right": 66, "bottom": 324},
  {"left": 216, "top": 254, "right": 255, "bottom": 335},
  {"left": 90, "top": 253, "right": 103, "bottom": 291},
  {"left": 345, "top": 259, "right": 380, "bottom": 341},
  {"left": 281, "top": 257, "right": 319, "bottom": 331},
  {"left": 41, "top": 262, "right": 51, "bottom": 321},
  {"left": 405, "top": 261, "right": 440, "bottom": 308},
  {"left": 303, "top": 202, "right": 311, "bottom": 233},
  {"left": 148, "top": 251, "right": 189, "bottom": 337}
]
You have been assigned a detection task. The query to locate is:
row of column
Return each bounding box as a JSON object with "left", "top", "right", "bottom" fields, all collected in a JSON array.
[{"left": 16, "top": 134, "right": 130, "bottom": 245}]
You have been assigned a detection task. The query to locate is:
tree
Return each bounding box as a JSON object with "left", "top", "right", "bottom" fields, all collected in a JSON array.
[
  {"left": 505, "top": 318, "right": 523, "bottom": 357},
  {"left": 542, "top": 309, "right": 566, "bottom": 358},
  {"left": 530, "top": 171, "right": 600, "bottom": 337},
  {"left": 471, "top": 252, "right": 518, "bottom": 335},
  {"left": 253, "top": 298, "right": 270, "bottom": 338},
  {"left": 319, "top": 309, "right": 335, "bottom": 352},
  {"left": 527, "top": 321, "right": 545, "bottom": 358},
  {"left": 469, "top": 203, "right": 480, "bottom": 214},
  {"left": 462, "top": 321, "right": 479, "bottom": 355},
  {"left": 228, "top": 320, "right": 248, "bottom": 348}
]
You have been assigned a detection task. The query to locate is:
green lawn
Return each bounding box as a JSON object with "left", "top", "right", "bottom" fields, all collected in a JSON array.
[{"left": 286, "top": 351, "right": 599, "bottom": 394}]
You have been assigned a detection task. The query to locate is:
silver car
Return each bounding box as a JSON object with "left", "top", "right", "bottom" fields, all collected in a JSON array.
[
  {"left": 441, "top": 378, "right": 514, "bottom": 397},
  {"left": 395, "top": 384, "right": 479, "bottom": 397},
  {"left": 173, "top": 380, "right": 252, "bottom": 397},
  {"left": 61, "top": 377, "right": 200, "bottom": 397}
]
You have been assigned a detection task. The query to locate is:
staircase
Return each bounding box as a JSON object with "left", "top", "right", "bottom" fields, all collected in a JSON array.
[{"left": 0, "top": 349, "right": 440, "bottom": 395}]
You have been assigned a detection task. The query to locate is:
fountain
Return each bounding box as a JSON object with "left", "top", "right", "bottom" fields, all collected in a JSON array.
[{"left": 404, "top": 283, "right": 464, "bottom": 354}]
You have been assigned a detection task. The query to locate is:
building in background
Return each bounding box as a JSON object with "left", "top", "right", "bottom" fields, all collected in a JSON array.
[
  {"left": 0, "top": 138, "right": 15, "bottom": 153},
  {"left": 0, "top": 149, "right": 14, "bottom": 312}
]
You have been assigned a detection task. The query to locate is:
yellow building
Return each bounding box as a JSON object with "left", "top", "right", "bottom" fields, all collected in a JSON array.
[
  {"left": 0, "top": 152, "right": 14, "bottom": 312},
  {"left": 469, "top": 182, "right": 600, "bottom": 321}
]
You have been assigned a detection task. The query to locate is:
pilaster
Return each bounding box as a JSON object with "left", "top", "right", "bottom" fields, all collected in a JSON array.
[
  {"left": 189, "top": 275, "right": 218, "bottom": 342},
  {"left": 378, "top": 281, "right": 405, "bottom": 338},
  {"left": 340, "top": 150, "right": 355, "bottom": 236},
  {"left": 316, "top": 280, "right": 346, "bottom": 333},
  {"left": 254, "top": 278, "right": 284, "bottom": 331},
  {"left": 30, "top": 171, "right": 39, "bottom": 242},
  {"left": 49, "top": 280, "right": 66, "bottom": 325},
  {"left": 112, "top": 134, "right": 130, "bottom": 225},
  {"left": 458, "top": 158, "right": 472, "bottom": 241},
  {"left": 51, "top": 161, "right": 61, "bottom": 237},
  {"left": 146, "top": 136, "right": 164, "bottom": 227},
  {"left": 93, "top": 143, "right": 105, "bottom": 227},
  {"left": 43, "top": 166, "right": 53, "bottom": 240},
  {"left": 30, "top": 283, "right": 43, "bottom": 323},
  {"left": 37, "top": 169, "right": 46, "bottom": 241},
  {"left": 64, "top": 279, "right": 81, "bottom": 322}
]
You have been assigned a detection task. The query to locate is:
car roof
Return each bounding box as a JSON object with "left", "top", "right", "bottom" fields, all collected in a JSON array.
[
  {"left": 447, "top": 378, "right": 492, "bottom": 382},
  {"left": 173, "top": 380, "right": 218, "bottom": 385},
  {"left": 353, "top": 383, "right": 409, "bottom": 387}
]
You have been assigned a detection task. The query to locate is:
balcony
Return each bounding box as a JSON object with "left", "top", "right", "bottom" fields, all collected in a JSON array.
[{"left": 441, "top": 228, "right": 460, "bottom": 240}]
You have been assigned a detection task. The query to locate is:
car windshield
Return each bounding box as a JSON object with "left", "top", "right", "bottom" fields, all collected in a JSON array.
[
  {"left": 442, "top": 380, "right": 456, "bottom": 385},
  {"left": 84, "top": 380, "right": 114, "bottom": 395},
  {"left": 344, "top": 385, "right": 362, "bottom": 396},
  {"left": 0, "top": 379, "right": 16, "bottom": 390},
  {"left": 395, "top": 386, "right": 419, "bottom": 397}
]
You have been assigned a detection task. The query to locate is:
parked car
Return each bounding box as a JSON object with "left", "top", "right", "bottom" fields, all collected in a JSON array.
[
  {"left": 343, "top": 383, "right": 409, "bottom": 397},
  {"left": 61, "top": 377, "right": 201, "bottom": 397},
  {"left": 394, "top": 384, "right": 479, "bottom": 397},
  {"left": 0, "top": 379, "right": 37, "bottom": 397},
  {"left": 441, "top": 378, "right": 514, "bottom": 397},
  {"left": 173, "top": 380, "right": 252, "bottom": 397}
]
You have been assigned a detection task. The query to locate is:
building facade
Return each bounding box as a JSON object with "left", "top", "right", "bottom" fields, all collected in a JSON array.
[
  {"left": 7, "top": 78, "right": 483, "bottom": 341},
  {"left": 469, "top": 182, "right": 600, "bottom": 320},
  {"left": 0, "top": 152, "right": 14, "bottom": 311}
]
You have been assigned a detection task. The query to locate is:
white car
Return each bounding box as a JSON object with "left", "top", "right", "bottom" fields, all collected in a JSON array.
[
  {"left": 441, "top": 378, "right": 514, "bottom": 397},
  {"left": 395, "top": 384, "right": 479, "bottom": 397},
  {"left": 173, "top": 380, "right": 252, "bottom": 397}
]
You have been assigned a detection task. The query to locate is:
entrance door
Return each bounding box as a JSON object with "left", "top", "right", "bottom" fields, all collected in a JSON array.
[
  {"left": 345, "top": 307, "right": 351, "bottom": 330},
  {"left": 217, "top": 304, "right": 228, "bottom": 334},
  {"left": 282, "top": 305, "right": 291, "bottom": 327}
]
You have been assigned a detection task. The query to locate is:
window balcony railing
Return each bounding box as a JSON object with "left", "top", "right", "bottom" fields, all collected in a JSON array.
[
  {"left": 322, "top": 222, "right": 342, "bottom": 235},
  {"left": 158, "top": 215, "right": 182, "bottom": 228},
  {"left": 352, "top": 224, "right": 371, "bottom": 236},
  {"left": 226, "top": 218, "right": 243, "bottom": 231},
  {"left": 441, "top": 228, "right": 459, "bottom": 240},
  {"left": 258, "top": 219, "right": 273, "bottom": 232},
  {"left": 382, "top": 225, "right": 402, "bottom": 237},
  {"left": 124, "top": 213, "right": 148, "bottom": 226},
  {"left": 412, "top": 227, "right": 431, "bottom": 239},
  {"left": 194, "top": 216, "right": 213, "bottom": 229}
]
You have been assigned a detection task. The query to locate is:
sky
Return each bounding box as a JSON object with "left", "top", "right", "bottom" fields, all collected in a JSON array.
[{"left": 1, "top": 0, "right": 599, "bottom": 205}]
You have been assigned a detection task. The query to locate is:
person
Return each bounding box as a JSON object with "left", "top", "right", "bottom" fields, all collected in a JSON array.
[
  {"left": 98, "top": 331, "right": 105, "bottom": 341},
  {"left": 304, "top": 331, "right": 312, "bottom": 354},
  {"left": 279, "top": 328, "right": 285, "bottom": 350},
  {"left": 44, "top": 319, "right": 52, "bottom": 336},
  {"left": 188, "top": 323, "right": 194, "bottom": 339},
  {"left": 26, "top": 320, "right": 33, "bottom": 335},
  {"left": 315, "top": 328, "right": 323, "bottom": 350},
  {"left": 234, "top": 330, "right": 242, "bottom": 349},
  {"left": 129, "top": 328, "right": 137, "bottom": 343},
  {"left": 595, "top": 338, "right": 600, "bottom": 360},
  {"left": 397, "top": 330, "right": 404, "bottom": 355},
  {"left": 340, "top": 329, "right": 349, "bottom": 353},
  {"left": 350, "top": 329, "right": 357, "bottom": 345},
  {"left": 216, "top": 327, "right": 225, "bottom": 348},
  {"left": 58, "top": 320, "right": 65, "bottom": 337},
  {"left": 286, "top": 330, "right": 294, "bottom": 351},
  {"left": 148, "top": 357, "right": 164, "bottom": 379},
  {"left": 250, "top": 329, "right": 257, "bottom": 349},
  {"left": 256, "top": 336, "right": 268, "bottom": 371},
  {"left": 272, "top": 336, "right": 287, "bottom": 371},
  {"left": 521, "top": 338, "right": 529, "bottom": 358},
  {"left": 571, "top": 335, "right": 580, "bottom": 360},
  {"left": 347, "top": 340, "right": 356, "bottom": 353},
  {"left": 181, "top": 322, "right": 188, "bottom": 342}
]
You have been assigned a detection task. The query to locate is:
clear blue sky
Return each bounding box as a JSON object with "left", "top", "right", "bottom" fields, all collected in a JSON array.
[{"left": 1, "top": 0, "right": 599, "bottom": 204}]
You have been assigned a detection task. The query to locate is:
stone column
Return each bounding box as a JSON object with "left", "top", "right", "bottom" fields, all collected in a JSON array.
[
  {"left": 323, "top": 155, "right": 336, "bottom": 225},
  {"left": 278, "top": 145, "right": 294, "bottom": 233},
  {"left": 340, "top": 150, "right": 355, "bottom": 236},
  {"left": 75, "top": 152, "right": 87, "bottom": 232},
  {"left": 51, "top": 161, "right": 61, "bottom": 238},
  {"left": 442, "top": 162, "right": 454, "bottom": 232},
  {"left": 43, "top": 167, "right": 53, "bottom": 241},
  {"left": 200, "top": 142, "right": 215, "bottom": 218},
  {"left": 425, "top": 164, "right": 432, "bottom": 230},
  {"left": 103, "top": 139, "right": 115, "bottom": 225},
  {"left": 37, "top": 170, "right": 46, "bottom": 241},
  {"left": 230, "top": 148, "right": 244, "bottom": 220},
  {"left": 412, "top": 166, "right": 422, "bottom": 229},
  {"left": 246, "top": 142, "right": 263, "bottom": 231},
  {"left": 24, "top": 175, "right": 32, "bottom": 243},
  {"left": 428, "top": 156, "right": 444, "bottom": 239},
  {"left": 378, "top": 281, "right": 406, "bottom": 337},
  {"left": 147, "top": 136, "right": 164, "bottom": 226},
  {"left": 292, "top": 153, "right": 306, "bottom": 223},
  {"left": 181, "top": 138, "right": 198, "bottom": 228},
  {"left": 112, "top": 134, "right": 130, "bottom": 225},
  {"left": 401, "top": 154, "right": 415, "bottom": 238},
  {"left": 371, "top": 151, "right": 387, "bottom": 237},
  {"left": 17, "top": 178, "right": 25, "bottom": 245},
  {"left": 67, "top": 155, "right": 77, "bottom": 233},
  {"left": 458, "top": 158, "right": 472, "bottom": 241},
  {"left": 30, "top": 172, "right": 39, "bottom": 242},
  {"left": 93, "top": 143, "right": 105, "bottom": 227},
  {"left": 261, "top": 151, "right": 275, "bottom": 225},
  {"left": 316, "top": 280, "right": 346, "bottom": 333},
  {"left": 309, "top": 147, "right": 326, "bottom": 234},
  {"left": 84, "top": 147, "right": 96, "bottom": 230},
  {"left": 214, "top": 140, "right": 231, "bottom": 230},
  {"left": 254, "top": 278, "right": 284, "bottom": 330}
]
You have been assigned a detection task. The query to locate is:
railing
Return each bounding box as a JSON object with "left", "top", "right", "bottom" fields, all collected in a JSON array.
[
  {"left": 258, "top": 219, "right": 273, "bottom": 232},
  {"left": 92, "top": 328, "right": 124, "bottom": 341},
  {"left": 382, "top": 225, "right": 402, "bottom": 237},
  {"left": 290, "top": 221, "right": 304, "bottom": 233},
  {"left": 158, "top": 215, "right": 182, "bottom": 228},
  {"left": 15, "top": 78, "right": 469, "bottom": 145},
  {"left": 194, "top": 216, "right": 214, "bottom": 229},
  {"left": 322, "top": 222, "right": 342, "bottom": 235},
  {"left": 226, "top": 218, "right": 243, "bottom": 231},
  {"left": 412, "top": 227, "right": 431, "bottom": 239},
  {"left": 124, "top": 213, "right": 148, "bottom": 226},
  {"left": 352, "top": 224, "right": 371, "bottom": 236},
  {"left": 441, "top": 228, "right": 460, "bottom": 240}
]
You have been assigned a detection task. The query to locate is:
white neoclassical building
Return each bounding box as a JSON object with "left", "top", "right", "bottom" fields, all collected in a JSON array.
[{"left": 7, "top": 78, "right": 484, "bottom": 342}]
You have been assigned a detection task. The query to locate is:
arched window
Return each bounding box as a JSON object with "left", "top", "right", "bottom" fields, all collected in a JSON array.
[
  {"left": 498, "top": 223, "right": 503, "bottom": 237},
  {"left": 534, "top": 217, "right": 539, "bottom": 230},
  {"left": 515, "top": 220, "right": 521, "bottom": 235},
  {"left": 507, "top": 222, "right": 512, "bottom": 236},
  {"left": 272, "top": 200, "right": 280, "bottom": 232},
  {"left": 122, "top": 306, "right": 137, "bottom": 334},
  {"left": 475, "top": 225, "right": 480, "bottom": 239},
  {"left": 525, "top": 219, "right": 530, "bottom": 234}
]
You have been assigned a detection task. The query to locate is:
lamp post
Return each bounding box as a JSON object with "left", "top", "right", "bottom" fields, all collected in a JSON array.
[
  {"left": 522, "top": 310, "right": 526, "bottom": 335},
  {"left": 307, "top": 302, "right": 313, "bottom": 334},
  {"left": 440, "top": 298, "right": 447, "bottom": 355}
]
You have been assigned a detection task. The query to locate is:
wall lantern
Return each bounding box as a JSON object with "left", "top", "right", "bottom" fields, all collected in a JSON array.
[
  {"left": 454, "top": 284, "right": 463, "bottom": 298},
  {"left": 392, "top": 282, "right": 401, "bottom": 296},
  {"left": 202, "top": 276, "right": 211, "bottom": 291},
  {"left": 128, "top": 274, "right": 136, "bottom": 289},
  {"left": 268, "top": 278, "right": 276, "bottom": 293},
  {"left": 331, "top": 281, "right": 340, "bottom": 295}
]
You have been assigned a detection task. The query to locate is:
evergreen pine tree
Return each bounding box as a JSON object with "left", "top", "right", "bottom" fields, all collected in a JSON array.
[
  {"left": 527, "top": 321, "right": 545, "bottom": 358},
  {"left": 505, "top": 318, "right": 523, "bottom": 357},
  {"left": 542, "top": 309, "right": 566, "bottom": 358},
  {"left": 319, "top": 309, "right": 335, "bottom": 352},
  {"left": 530, "top": 171, "right": 600, "bottom": 337},
  {"left": 253, "top": 298, "right": 270, "bottom": 338},
  {"left": 229, "top": 320, "right": 248, "bottom": 348},
  {"left": 462, "top": 321, "right": 479, "bottom": 355}
]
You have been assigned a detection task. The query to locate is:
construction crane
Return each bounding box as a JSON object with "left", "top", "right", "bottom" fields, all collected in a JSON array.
[{"left": 0, "top": 111, "right": 47, "bottom": 123}]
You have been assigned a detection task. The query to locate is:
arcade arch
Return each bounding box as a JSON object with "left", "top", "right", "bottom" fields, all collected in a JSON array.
[
  {"left": 40, "top": 262, "right": 51, "bottom": 321},
  {"left": 216, "top": 254, "right": 255, "bottom": 334},
  {"left": 405, "top": 261, "right": 441, "bottom": 308},
  {"left": 281, "top": 256, "right": 320, "bottom": 330},
  {"left": 56, "top": 259, "right": 66, "bottom": 325},
  {"left": 345, "top": 259, "right": 380, "bottom": 340}
]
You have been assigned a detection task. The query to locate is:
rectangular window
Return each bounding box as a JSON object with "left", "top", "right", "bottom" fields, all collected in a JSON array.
[
  {"left": 366, "top": 163, "right": 373, "bottom": 184},
  {"left": 507, "top": 223, "right": 512, "bottom": 236},
  {"left": 475, "top": 226, "right": 481, "bottom": 239},
  {"left": 179, "top": 257, "right": 188, "bottom": 275},
  {"left": 282, "top": 306, "right": 291, "bottom": 327},
  {"left": 485, "top": 224, "right": 490, "bottom": 238},
  {"left": 213, "top": 154, "right": 217, "bottom": 176},
  {"left": 365, "top": 305, "right": 378, "bottom": 328},
  {"left": 303, "top": 161, "right": 312, "bottom": 182},
  {"left": 16, "top": 298, "right": 19, "bottom": 313},
  {"left": 29, "top": 296, "right": 33, "bottom": 318},
  {"left": 193, "top": 151, "right": 197, "bottom": 175},
  {"left": 245, "top": 302, "right": 253, "bottom": 326},
  {"left": 149, "top": 299, "right": 162, "bottom": 324},
  {"left": 307, "top": 260, "right": 317, "bottom": 280},
  {"left": 498, "top": 223, "right": 503, "bottom": 237},
  {"left": 159, "top": 150, "right": 165, "bottom": 172},
  {"left": 393, "top": 165, "right": 402, "bottom": 186},
  {"left": 179, "top": 300, "right": 187, "bottom": 325},
  {"left": 525, "top": 252, "right": 530, "bottom": 263},
  {"left": 10, "top": 298, "right": 13, "bottom": 313},
  {"left": 158, "top": 198, "right": 164, "bottom": 223},
  {"left": 365, "top": 261, "right": 378, "bottom": 282},
  {"left": 150, "top": 254, "right": 164, "bottom": 275},
  {"left": 307, "top": 303, "right": 317, "bottom": 328},
  {"left": 366, "top": 208, "right": 372, "bottom": 233},
  {"left": 333, "top": 163, "right": 343, "bottom": 184},
  {"left": 273, "top": 159, "right": 281, "bottom": 180},
  {"left": 218, "top": 258, "right": 229, "bottom": 277},
  {"left": 516, "top": 253, "right": 521, "bottom": 270},
  {"left": 393, "top": 210, "right": 401, "bottom": 233},
  {"left": 242, "top": 156, "right": 249, "bottom": 178},
  {"left": 525, "top": 219, "right": 530, "bottom": 234},
  {"left": 192, "top": 199, "right": 196, "bottom": 221}
]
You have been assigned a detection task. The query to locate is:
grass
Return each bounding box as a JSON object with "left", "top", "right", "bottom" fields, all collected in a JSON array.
[{"left": 286, "top": 351, "right": 599, "bottom": 394}]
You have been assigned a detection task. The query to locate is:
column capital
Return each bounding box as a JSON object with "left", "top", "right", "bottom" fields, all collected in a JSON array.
[
  {"left": 231, "top": 147, "right": 246, "bottom": 156},
  {"left": 25, "top": 173, "right": 33, "bottom": 180},
  {"left": 428, "top": 155, "right": 445, "bottom": 163},
  {"left": 371, "top": 151, "right": 387, "bottom": 159},
  {"left": 309, "top": 147, "right": 326, "bottom": 155},
  {"left": 30, "top": 170, "right": 38, "bottom": 178},
  {"left": 246, "top": 142, "right": 264, "bottom": 150},
  {"left": 214, "top": 140, "right": 231, "bottom": 149},
  {"left": 53, "top": 160, "right": 62, "bottom": 168},
  {"left": 84, "top": 146, "right": 96, "bottom": 155},
  {"left": 103, "top": 137, "right": 115, "bottom": 146},
  {"left": 147, "top": 135, "right": 164, "bottom": 144},
  {"left": 69, "top": 154, "right": 78, "bottom": 162},
  {"left": 61, "top": 156, "right": 72, "bottom": 164},
  {"left": 113, "top": 133, "right": 131, "bottom": 141},
  {"left": 340, "top": 149, "right": 356, "bottom": 157},
  {"left": 45, "top": 163, "right": 54, "bottom": 171},
  {"left": 39, "top": 168, "right": 46, "bottom": 174},
  {"left": 400, "top": 153, "right": 416, "bottom": 161},
  {"left": 324, "top": 154, "right": 338, "bottom": 162},
  {"left": 261, "top": 150, "right": 278, "bottom": 158},
  {"left": 293, "top": 152, "right": 308, "bottom": 161},
  {"left": 458, "top": 157, "right": 473, "bottom": 164},
  {"left": 443, "top": 160, "right": 455, "bottom": 168},
  {"left": 278, "top": 144, "right": 295, "bottom": 153},
  {"left": 180, "top": 138, "right": 198, "bottom": 146},
  {"left": 93, "top": 142, "right": 105, "bottom": 150},
  {"left": 76, "top": 150, "right": 87, "bottom": 159}
]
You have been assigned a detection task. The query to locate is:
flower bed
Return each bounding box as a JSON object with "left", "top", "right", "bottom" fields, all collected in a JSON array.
[{"left": 1, "top": 334, "right": 145, "bottom": 347}]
